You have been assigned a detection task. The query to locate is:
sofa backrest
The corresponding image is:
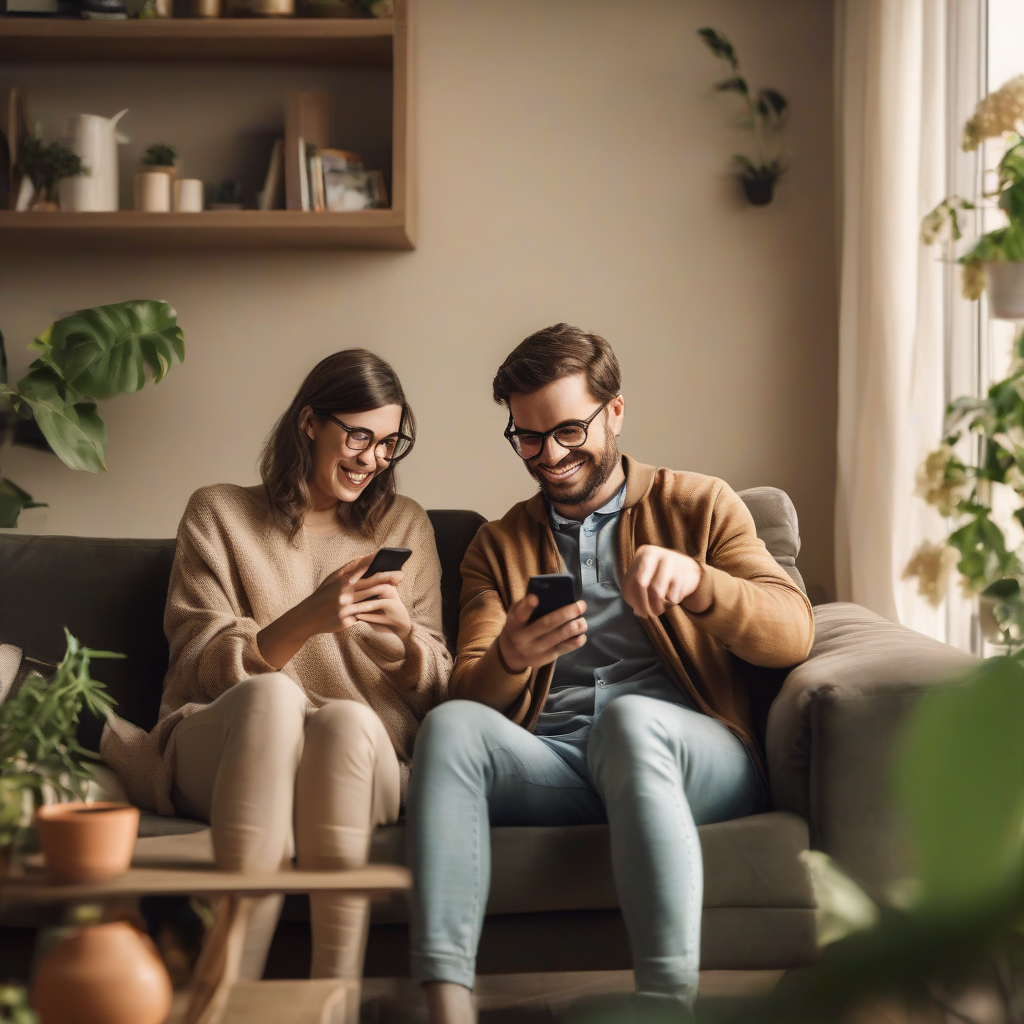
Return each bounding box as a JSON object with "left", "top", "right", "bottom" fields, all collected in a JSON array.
[
  {"left": 0, "top": 509, "right": 485, "bottom": 748},
  {"left": 0, "top": 487, "right": 801, "bottom": 747}
]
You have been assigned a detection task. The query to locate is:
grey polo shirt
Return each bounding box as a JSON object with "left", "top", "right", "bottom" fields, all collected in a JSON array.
[{"left": 535, "top": 483, "right": 693, "bottom": 778}]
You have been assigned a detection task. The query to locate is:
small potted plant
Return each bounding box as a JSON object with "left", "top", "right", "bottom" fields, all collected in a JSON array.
[
  {"left": 140, "top": 142, "right": 178, "bottom": 178},
  {"left": 698, "top": 27, "right": 789, "bottom": 206},
  {"left": 13, "top": 133, "right": 84, "bottom": 212},
  {"left": 922, "top": 76, "right": 1024, "bottom": 318},
  {"left": 0, "top": 629, "right": 125, "bottom": 876}
]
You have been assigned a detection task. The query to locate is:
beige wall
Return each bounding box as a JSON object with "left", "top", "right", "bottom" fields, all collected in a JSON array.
[{"left": 0, "top": 0, "right": 838, "bottom": 600}]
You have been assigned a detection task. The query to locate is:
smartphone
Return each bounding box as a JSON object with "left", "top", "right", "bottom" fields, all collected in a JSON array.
[
  {"left": 527, "top": 573, "right": 578, "bottom": 623},
  {"left": 364, "top": 547, "right": 413, "bottom": 577}
]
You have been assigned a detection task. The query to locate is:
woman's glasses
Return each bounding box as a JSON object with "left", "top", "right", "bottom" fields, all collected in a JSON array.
[
  {"left": 503, "top": 400, "right": 610, "bottom": 460},
  {"left": 313, "top": 410, "right": 414, "bottom": 464}
]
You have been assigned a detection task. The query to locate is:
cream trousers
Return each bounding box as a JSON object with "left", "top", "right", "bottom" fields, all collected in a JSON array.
[{"left": 171, "top": 673, "right": 401, "bottom": 981}]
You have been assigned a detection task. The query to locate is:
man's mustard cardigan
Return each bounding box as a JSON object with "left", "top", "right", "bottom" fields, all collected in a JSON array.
[{"left": 450, "top": 455, "right": 815, "bottom": 775}]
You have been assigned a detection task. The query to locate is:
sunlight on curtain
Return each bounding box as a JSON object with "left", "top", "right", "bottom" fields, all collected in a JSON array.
[{"left": 833, "top": 0, "right": 949, "bottom": 633}]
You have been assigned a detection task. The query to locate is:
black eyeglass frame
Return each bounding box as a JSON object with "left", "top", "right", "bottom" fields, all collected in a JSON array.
[
  {"left": 503, "top": 399, "right": 612, "bottom": 460},
  {"left": 313, "top": 409, "right": 414, "bottom": 464}
]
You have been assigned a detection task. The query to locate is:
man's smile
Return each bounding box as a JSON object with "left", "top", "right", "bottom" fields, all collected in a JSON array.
[{"left": 534, "top": 456, "right": 587, "bottom": 483}]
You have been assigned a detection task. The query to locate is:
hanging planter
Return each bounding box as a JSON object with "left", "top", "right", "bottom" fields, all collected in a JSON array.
[
  {"left": 698, "top": 28, "right": 789, "bottom": 207},
  {"left": 922, "top": 77, "right": 1024, "bottom": 319},
  {"left": 985, "top": 261, "right": 1024, "bottom": 319}
]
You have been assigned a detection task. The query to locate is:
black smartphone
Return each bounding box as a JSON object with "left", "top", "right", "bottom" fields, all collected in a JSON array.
[
  {"left": 364, "top": 547, "right": 413, "bottom": 577},
  {"left": 527, "top": 573, "right": 578, "bottom": 623}
]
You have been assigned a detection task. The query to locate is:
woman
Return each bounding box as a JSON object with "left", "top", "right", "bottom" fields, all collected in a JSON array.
[{"left": 102, "top": 349, "right": 451, "bottom": 981}]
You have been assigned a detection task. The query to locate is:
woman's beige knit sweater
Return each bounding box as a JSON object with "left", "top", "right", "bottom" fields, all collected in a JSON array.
[{"left": 101, "top": 483, "right": 452, "bottom": 815}]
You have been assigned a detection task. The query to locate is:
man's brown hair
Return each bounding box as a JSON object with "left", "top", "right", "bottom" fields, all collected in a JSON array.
[{"left": 491, "top": 323, "right": 621, "bottom": 406}]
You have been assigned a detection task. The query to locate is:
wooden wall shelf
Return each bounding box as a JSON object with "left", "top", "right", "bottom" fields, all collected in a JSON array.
[
  {"left": 0, "top": 2, "right": 415, "bottom": 249},
  {"left": 0, "top": 17, "right": 394, "bottom": 64},
  {"left": 0, "top": 208, "right": 413, "bottom": 248}
]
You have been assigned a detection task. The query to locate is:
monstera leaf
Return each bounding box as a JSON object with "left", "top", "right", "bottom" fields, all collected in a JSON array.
[
  {"left": 28, "top": 300, "right": 184, "bottom": 402},
  {"left": 11, "top": 367, "right": 107, "bottom": 472}
]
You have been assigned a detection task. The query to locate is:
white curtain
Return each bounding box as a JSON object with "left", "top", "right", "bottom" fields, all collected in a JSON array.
[{"left": 833, "top": 0, "right": 950, "bottom": 635}]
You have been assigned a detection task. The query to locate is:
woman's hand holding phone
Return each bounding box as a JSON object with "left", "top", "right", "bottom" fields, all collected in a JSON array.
[
  {"left": 351, "top": 571, "right": 412, "bottom": 640},
  {"left": 257, "top": 553, "right": 410, "bottom": 667}
]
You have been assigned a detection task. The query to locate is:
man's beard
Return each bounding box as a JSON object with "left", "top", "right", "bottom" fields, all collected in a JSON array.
[{"left": 527, "top": 431, "right": 621, "bottom": 508}]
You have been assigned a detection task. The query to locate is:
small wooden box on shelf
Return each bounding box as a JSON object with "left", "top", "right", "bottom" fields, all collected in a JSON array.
[{"left": 0, "top": 1, "right": 415, "bottom": 250}]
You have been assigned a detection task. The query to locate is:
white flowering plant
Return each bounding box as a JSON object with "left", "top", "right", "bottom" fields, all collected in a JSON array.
[
  {"left": 904, "top": 326, "right": 1024, "bottom": 645},
  {"left": 922, "top": 76, "right": 1024, "bottom": 301}
]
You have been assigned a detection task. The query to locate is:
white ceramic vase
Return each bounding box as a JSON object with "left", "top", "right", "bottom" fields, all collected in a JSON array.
[
  {"left": 986, "top": 261, "right": 1024, "bottom": 320},
  {"left": 59, "top": 110, "right": 130, "bottom": 212}
]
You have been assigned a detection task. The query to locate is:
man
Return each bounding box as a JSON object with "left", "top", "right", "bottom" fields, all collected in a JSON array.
[{"left": 407, "top": 324, "right": 814, "bottom": 1024}]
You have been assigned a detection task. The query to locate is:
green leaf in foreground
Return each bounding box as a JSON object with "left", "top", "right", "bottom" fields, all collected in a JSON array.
[
  {"left": 894, "top": 656, "right": 1024, "bottom": 906},
  {"left": 12, "top": 367, "right": 107, "bottom": 472},
  {"left": 29, "top": 299, "right": 184, "bottom": 401}
]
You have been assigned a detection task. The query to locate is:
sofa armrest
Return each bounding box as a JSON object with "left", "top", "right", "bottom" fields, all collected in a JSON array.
[{"left": 766, "top": 602, "right": 976, "bottom": 891}]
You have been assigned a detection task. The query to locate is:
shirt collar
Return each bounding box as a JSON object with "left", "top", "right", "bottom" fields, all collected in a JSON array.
[{"left": 548, "top": 482, "right": 627, "bottom": 530}]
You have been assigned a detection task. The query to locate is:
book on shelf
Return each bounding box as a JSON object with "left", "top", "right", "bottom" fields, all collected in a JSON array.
[
  {"left": 297, "top": 135, "right": 310, "bottom": 212},
  {"left": 308, "top": 147, "right": 325, "bottom": 212},
  {"left": 257, "top": 137, "right": 283, "bottom": 211},
  {"left": 1, "top": 83, "right": 29, "bottom": 211},
  {"left": 285, "top": 91, "right": 328, "bottom": 211}
]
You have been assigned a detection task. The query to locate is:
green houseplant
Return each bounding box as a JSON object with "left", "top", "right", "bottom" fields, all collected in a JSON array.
[
  {"left": 697, "top": 27, "right": 789, "bottom": 206},
  {"left": 0, "top": 630, "right": 120, "bottom": 862},
  {"left": 923, "top": 76, "right": 1024, "bottom": 317},
  {"left": 13, "top": 133, "right": 84, "bottom": 211},
  {"left": 141, "top": 143, "right": 177, "bottom": 172},
  {"left": 0, "top": 299, "right": 185, "bottom": 528}
]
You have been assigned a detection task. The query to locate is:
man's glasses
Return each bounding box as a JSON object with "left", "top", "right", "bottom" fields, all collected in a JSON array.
[
  {"left": 504, "top": 400, "right": 610, "bottom": 460},
  {"left": 313, "top": 410, "right": 414, "bottom": 464}
]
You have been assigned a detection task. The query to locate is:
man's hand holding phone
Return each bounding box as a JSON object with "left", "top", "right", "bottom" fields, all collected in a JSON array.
[{"left": 497, "top": 578, "right": 587, "bottom": 674}]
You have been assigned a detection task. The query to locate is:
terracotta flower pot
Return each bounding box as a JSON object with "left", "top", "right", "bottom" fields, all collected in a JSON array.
[
  {"left": 32, "top": 921, "right": 172, "bottom": 1024},
  {"left": 35, "top": 801, "right": 139, "bottom": 883}
]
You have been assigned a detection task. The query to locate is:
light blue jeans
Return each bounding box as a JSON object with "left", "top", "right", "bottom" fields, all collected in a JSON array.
[{"left": 406, "top": 695, "right": 759, "bottom": 1008}]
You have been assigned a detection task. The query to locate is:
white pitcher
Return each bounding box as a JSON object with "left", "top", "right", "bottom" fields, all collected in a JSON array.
[{"left": 59, "top": 110, "right": 129, "bottom": 212}]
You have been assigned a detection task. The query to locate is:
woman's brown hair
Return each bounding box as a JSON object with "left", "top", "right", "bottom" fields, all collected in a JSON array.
[{"left": 259, "top": 349, "right": 416, "bottom": 540}]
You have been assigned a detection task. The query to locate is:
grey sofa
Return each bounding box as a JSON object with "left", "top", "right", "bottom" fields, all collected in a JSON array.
[{"left": 0, "top": 489, "right": 975, "bottom": 976}]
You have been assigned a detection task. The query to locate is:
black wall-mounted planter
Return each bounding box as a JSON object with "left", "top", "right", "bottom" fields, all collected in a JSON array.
[{"left": 742, "top": 175, "right": 777, "bottom": 206}]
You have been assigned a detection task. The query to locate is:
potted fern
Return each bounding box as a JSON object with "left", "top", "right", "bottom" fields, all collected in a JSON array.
[
  {"left": 13, "top": 134, "right": 84, "bottom": 212},
  {"left": 0, "top": 299, "right": 185, "bottom": 528},
  {"left": 923, "top": 76, "right": 1024, "bottom": 318},
  {"left": 0, "top": 630, "right": 121, "bottom": 873}
]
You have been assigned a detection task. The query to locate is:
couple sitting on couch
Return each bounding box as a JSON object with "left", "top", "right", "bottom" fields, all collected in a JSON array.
[{"left": 103, "top": 322, "right": 814, "bottom": 1022}]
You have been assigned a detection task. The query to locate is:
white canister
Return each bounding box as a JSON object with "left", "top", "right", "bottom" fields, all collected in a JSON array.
[
  {"left": 135, "top": 171, "right": 171, "bottom": 212},
  {"left": 174, "top": 178, "right": 204, "bottom": 213},
  {"left": 59, "top": 110, "right": 129, "bottom": 212}
]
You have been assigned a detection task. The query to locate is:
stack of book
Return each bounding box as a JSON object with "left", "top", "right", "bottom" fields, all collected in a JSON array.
[{"left": 270, "top": 91, "right": 388, "bottom": 214}]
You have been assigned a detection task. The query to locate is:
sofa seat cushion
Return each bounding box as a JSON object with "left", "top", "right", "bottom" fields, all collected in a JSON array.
[{"left": 368, "top": 811, "right": 813, "bottom": 922}]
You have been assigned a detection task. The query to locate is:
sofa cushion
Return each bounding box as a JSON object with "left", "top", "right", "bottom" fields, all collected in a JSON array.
[
  {"left": 737, "top": 486, "right": 806, "bottom": 594},
  {"left": 368, "top": 811, "right": 813, "bottom": 921}
]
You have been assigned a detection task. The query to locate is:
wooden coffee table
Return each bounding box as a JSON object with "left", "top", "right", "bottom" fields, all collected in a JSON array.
[{"left": 0, "top": 829, "right": 410, "bottom": 1024}]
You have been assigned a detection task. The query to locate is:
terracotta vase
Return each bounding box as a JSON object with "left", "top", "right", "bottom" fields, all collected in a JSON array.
[
  {"left": 35, "top": 801, "right": 139, "bottom": 883},
  {"left": 32, "top": 921, "right": 172, "bottom": 1024}
]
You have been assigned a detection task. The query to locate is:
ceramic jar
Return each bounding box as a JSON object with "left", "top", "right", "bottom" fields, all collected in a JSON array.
[
  {"left": 32, "top": 921, "right": 173, "bottom": 1024},
  {"left": 35, "top": 801, "right": 139, "bottom": 883},
  {"left": 986, "top": 261, "right": 1024, "bottom": 320}
]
